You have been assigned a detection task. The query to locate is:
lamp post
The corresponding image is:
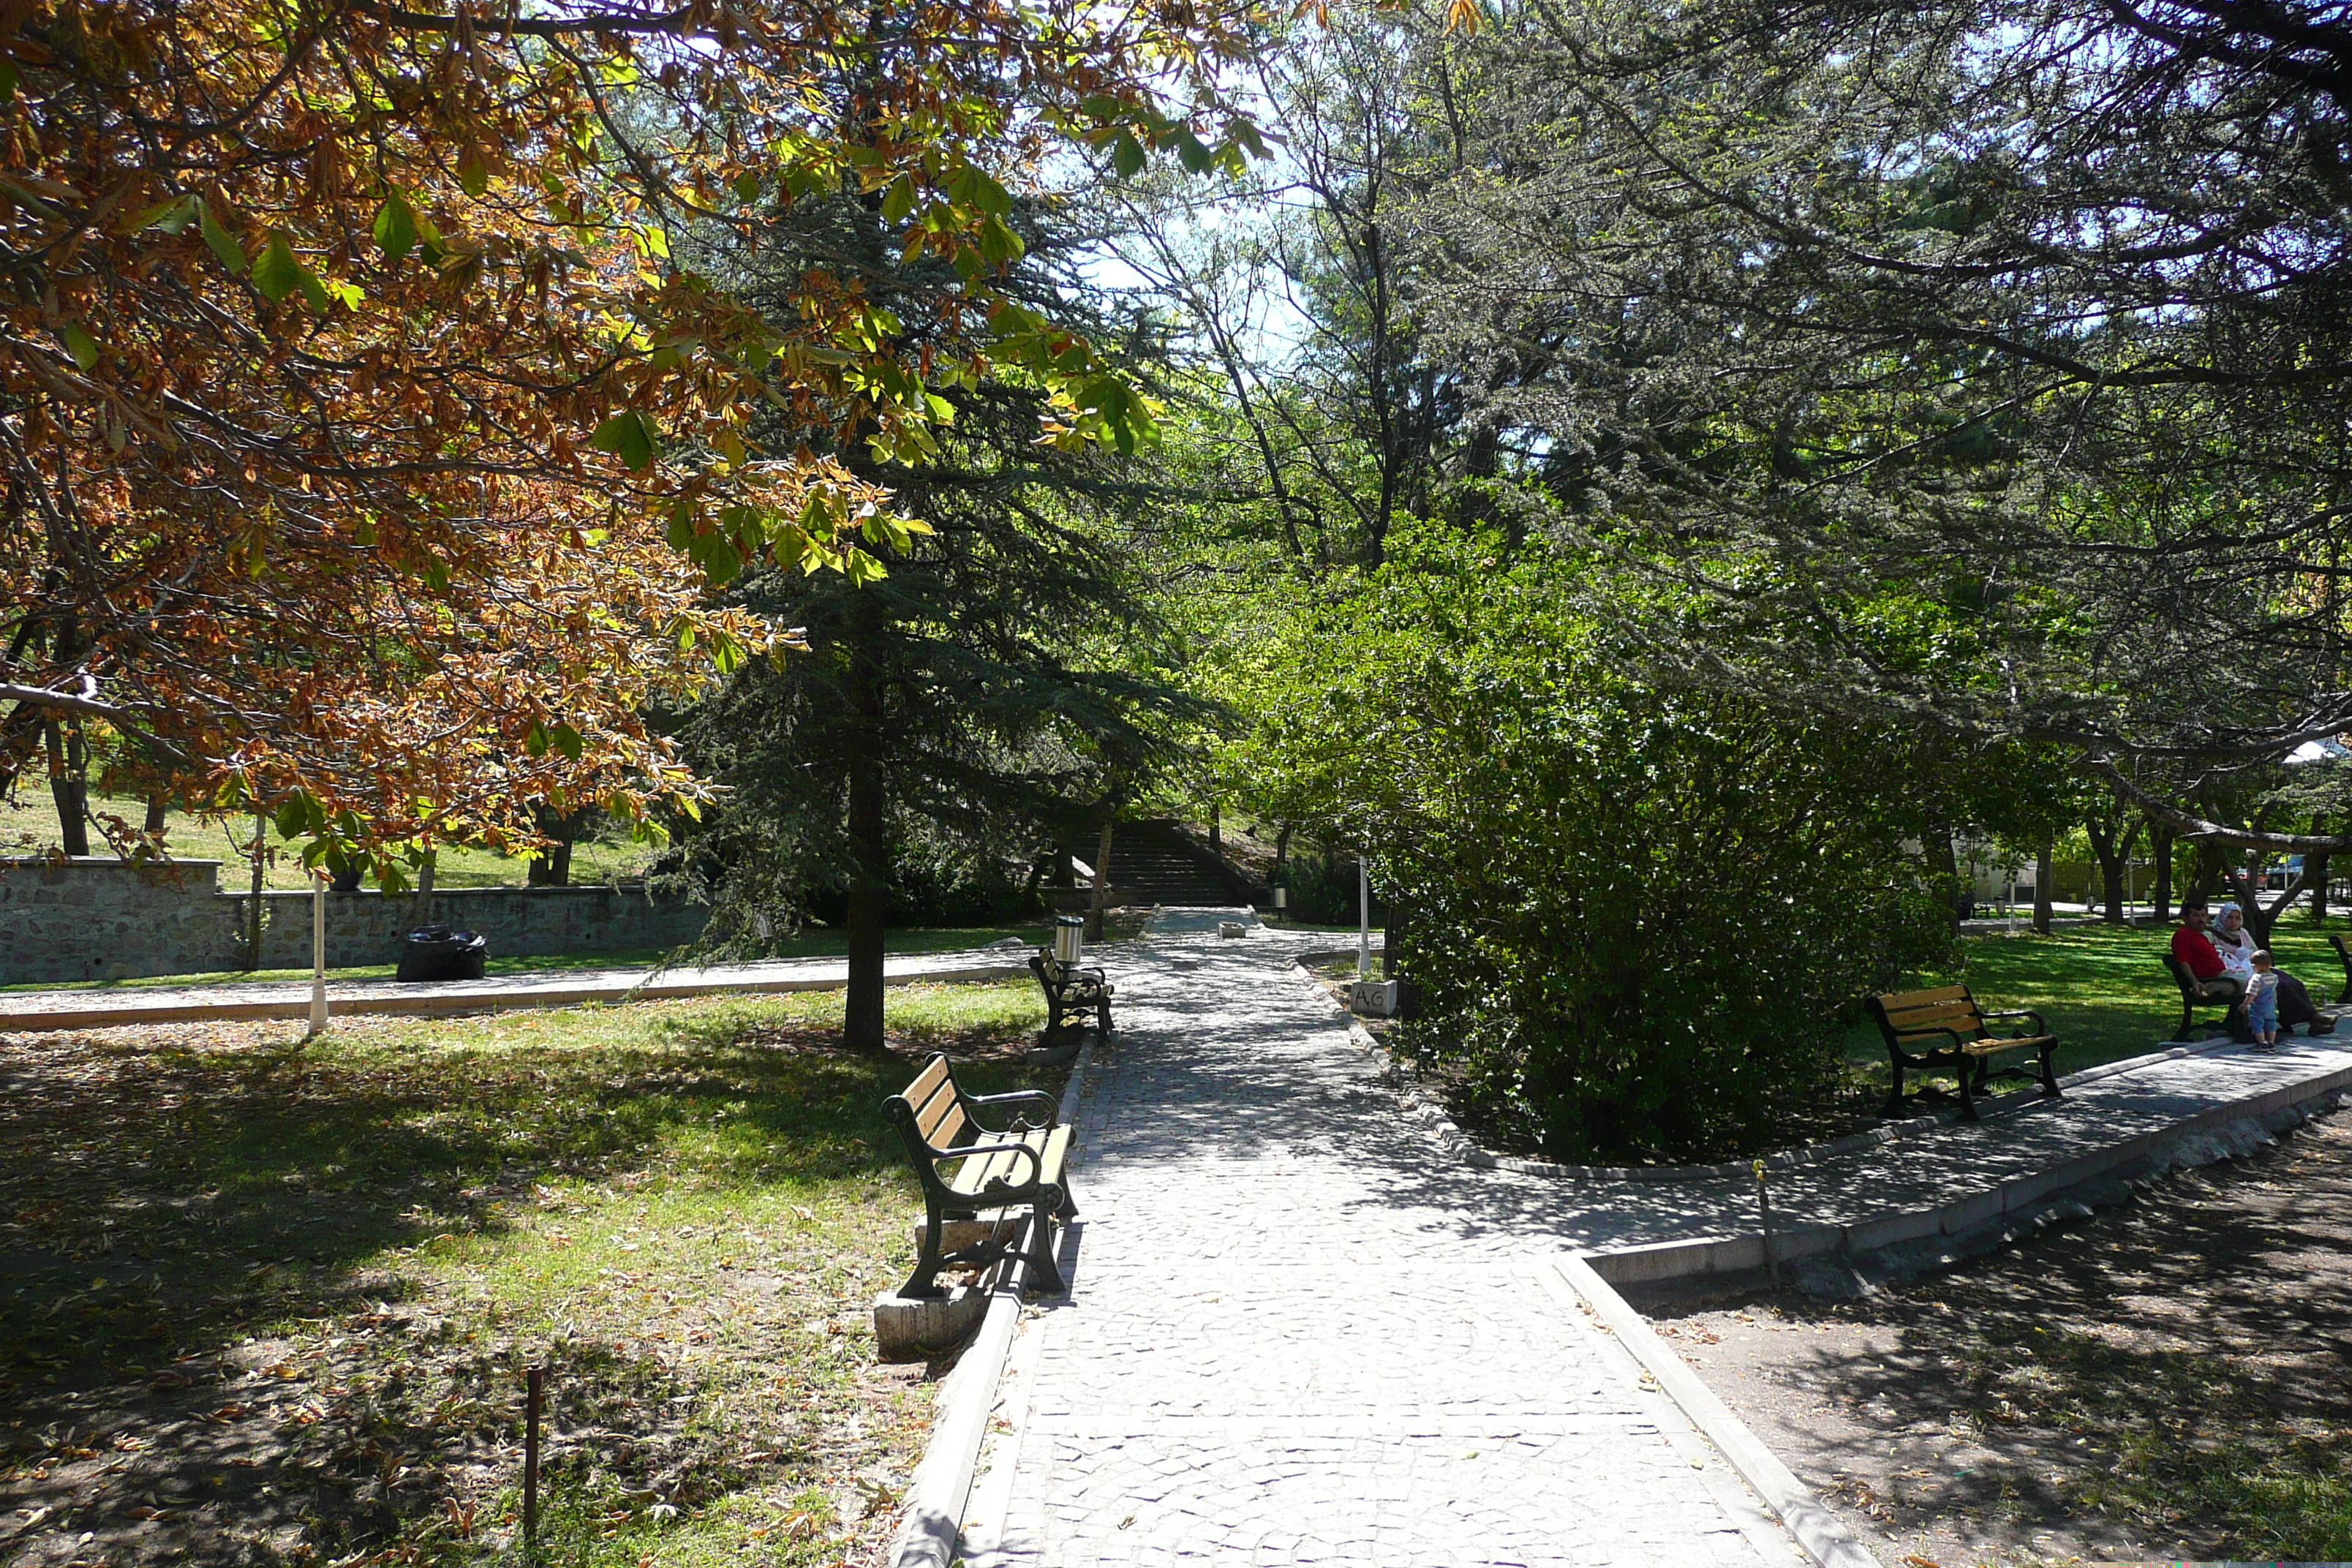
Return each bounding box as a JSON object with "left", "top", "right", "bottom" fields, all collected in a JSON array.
[{"left": 1357, "top": 858, "right": 1370, "bottom": 981}]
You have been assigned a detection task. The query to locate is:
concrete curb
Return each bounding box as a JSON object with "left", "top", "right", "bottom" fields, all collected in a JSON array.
[
  {"left": 1586, "top": 1051, "right": 2352, "bottom": 1288},
  {"left": 1325, "top": 970, "right": 2339, "bottom": 1186},
  {"left": 0, "top": 962, "right": 1031, "bottom": 1033},
  {"left": 885, "top": 1030, "right": 1100, "bottom": 1568},
  {"left": 1550, "top": 1254, "right": 1884, "bottom": 1568}
]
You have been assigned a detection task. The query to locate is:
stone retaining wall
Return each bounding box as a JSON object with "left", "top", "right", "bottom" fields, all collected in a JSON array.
[{"left": 0, "top": 858, "right": 706, "bottom": 984}]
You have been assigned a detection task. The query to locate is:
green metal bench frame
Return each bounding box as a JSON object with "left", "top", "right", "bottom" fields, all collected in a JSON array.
[{"left": 883, "top": 1053, "right": 1074, "bottom": 1300}]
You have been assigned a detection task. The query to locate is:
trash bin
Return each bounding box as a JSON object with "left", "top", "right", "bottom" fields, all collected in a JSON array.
[
  {"left": 1052, "top": 914, "right": 1085, "bottom": 965},
  {"left": 396, "top": 924, "right": 488, "bottom": 981}
]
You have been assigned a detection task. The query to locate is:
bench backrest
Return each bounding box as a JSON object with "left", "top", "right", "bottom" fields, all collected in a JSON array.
[
  {"left": 2160, "top": 951, "right": 2204, "bottom": 997},
  {"left": 886, "top": 1052, "right": 974, "bottom": 1158},
  {"left": 2332, "top": 932, "right": 2352, "bottom": 966},
  {"left": 1865, "top": 984, "right": 1988, "bottom": 1049}
]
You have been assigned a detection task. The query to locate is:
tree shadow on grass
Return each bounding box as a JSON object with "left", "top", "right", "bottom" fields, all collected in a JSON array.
[{"left": 0, "top": 1004, "right": 1046, "bottom": 1565}]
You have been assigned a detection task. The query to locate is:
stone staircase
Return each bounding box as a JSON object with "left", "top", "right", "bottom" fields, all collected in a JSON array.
[{"left": 1057, "top": 818, "right": 1264, "bottom": 910}]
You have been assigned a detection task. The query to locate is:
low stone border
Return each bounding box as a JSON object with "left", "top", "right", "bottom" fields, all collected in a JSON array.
[
  {"left": 1586, "top": 1063, "right": 2352, "bottom": 1289},
  {"left": 0, "top": 961, "right": 1032, "bottom": 1033},
  {"left": 1550, "top": 1254, "right": 1882, "bottom": 1568},
  {"left": 883, "top": 1031, "right": 1101, "bottom": 1568},
  {"left": 1309, "top": 953, "right": 2341, "bottom": 1185}
]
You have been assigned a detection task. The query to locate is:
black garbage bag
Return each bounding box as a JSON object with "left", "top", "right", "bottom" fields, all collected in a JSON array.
[{"left": 396, "top": 924, "right": 489, "bottom": 982}]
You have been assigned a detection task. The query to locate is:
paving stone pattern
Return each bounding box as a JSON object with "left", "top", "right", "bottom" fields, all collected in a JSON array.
[
  {"left": 968, "top": 911, "right": 2352, "bottom": 1567},
  {"left": 971, "top": 913, "right": 1796, "bottom": 1567}
]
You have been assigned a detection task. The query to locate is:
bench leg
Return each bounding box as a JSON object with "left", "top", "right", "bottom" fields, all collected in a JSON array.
[
  {"left": 1880, "top": 1051, "right": 1907, "bottom": 1119},
  {"left": 2173, "top": 1000, "right": 2197, "bottom": 1042},
  {"left": 2227, "top": 1000, "right": 2254, "bottom": 1043},
  {"left": 1956, "top": 1058, "right": 1978, "bottom": 1122},
  {"left": 1024, "top": 1202, "right": 1066, "bottom": 1295},
  {"left": 1096, "top": 995, "right": 1113, "bottom": 1036},
  {"left": 900, "top": 1207, "right": 950, "bottom": 1300},
  {"left": 2036, "top": 1039, "right": 2062, "bottom": 1098}
]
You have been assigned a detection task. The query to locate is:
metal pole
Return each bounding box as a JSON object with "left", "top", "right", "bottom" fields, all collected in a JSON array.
[
  {"left": 523, "top": 1364, "right": 544, "bottom": 1551},
  {"left": 1753, "top": 1160, "right": 1782, "bottom": 1292},
  {"left": 1357, "top": 858, "right": 1370, "bottom": 981},
  {"left": 308, "top": 872, "right": 328, "bottom": 1038}
]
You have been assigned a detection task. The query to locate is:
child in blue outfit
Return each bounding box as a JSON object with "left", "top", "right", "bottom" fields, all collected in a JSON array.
[{"left": 2246, "top": 950, "right": 2282, "bottom": 1051}]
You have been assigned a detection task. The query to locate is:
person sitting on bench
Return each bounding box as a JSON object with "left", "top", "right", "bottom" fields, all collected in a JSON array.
[
  {"left": 2210, "top": 901, "right": 2329, "bottom": 1036},
  {"left": 2173, "top": 902, "right": 2244, "bottom": 1010}
]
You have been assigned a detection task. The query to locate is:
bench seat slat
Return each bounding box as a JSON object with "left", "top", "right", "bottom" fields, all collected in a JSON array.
[
  {"left": 945, "top": 1126, "right": 1070, "bottom": 1198},
  {"left": 1963, "top": 1033, "right": 2057, "bottom": 1055}
]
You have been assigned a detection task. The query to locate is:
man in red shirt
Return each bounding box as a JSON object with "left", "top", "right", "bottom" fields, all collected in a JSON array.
[{"left": 2171, "top": 903, "right": 2244, "bottom": 1006}]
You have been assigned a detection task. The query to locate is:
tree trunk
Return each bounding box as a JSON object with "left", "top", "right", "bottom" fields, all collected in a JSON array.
[
  {"left": 1923, "top": 816, "right": 1962, "bottom": 933},
  {"left": 1086, "top": 819, "right": 1115, "bottom": 942},
  {"left": 2191, "top": 839, "right": 2230, "bottom": 907},
  {"left": 44, "top": 720, "right": 89, "bottom": 856},
  {"left": 2032, "top": 841, "right": 2054, "bottom": 935},
  {"left": 246, "top": 808, "right": 268, "bottom": 970},
  {"left": 1208, "top": 798, "right": 1221, "bottom": 857},
  {"left": 1273, "top": 822, "right": 1292, "bottom": 886},
  {"left": 2084, "top": 815, "right": 2141, "bottom": 924},
  {"left": 2311, "top": 851, "right": 2332, "bottom": 924},
  {"left": 2150, "top": 820, "right": 2175, "bottom": 921},
  {"left": 527, "top": 810, "right": 576, "bottom": 886},
  {"left": 143, "top": 791, "right": 167, "bottom": 836},
  {"left": 410, "top": 848, "right": 436, "bottom": 927},
  {"left": 843, "top": 748, "right": 889, "bottom": 1052}
]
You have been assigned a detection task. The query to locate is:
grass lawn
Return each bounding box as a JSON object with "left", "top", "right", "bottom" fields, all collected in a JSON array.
[
  {"left": 0, "top": 921, "right": 1114, "bottom": 995},
  {"left": 0, "top": 978, "right": 1055, "bottom": 1567},
  {"left": 0, "top": 791, "right": 652, "bottom": 890},
  {"left": 1845, "top": 915, "right": 2352, "bottom": 1088}
]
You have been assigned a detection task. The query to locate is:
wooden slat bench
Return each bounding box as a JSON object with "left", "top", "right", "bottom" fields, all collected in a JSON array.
[
  {"left": 1863, "top": 984, "right": 2062, "bottom": 1122},
  {"left": 2161, "top": 954, "right": 2250, "bottom": 1042},
  {"left": 1029, "top": 949, "right": 1114, "bottom": 1039},
  {"left": 883, "top": 1053, "right": 1074, "bottom": 1300}
]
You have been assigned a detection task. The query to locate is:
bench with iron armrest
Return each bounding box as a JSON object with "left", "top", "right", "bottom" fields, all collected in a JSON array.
[
  {"left": 2329, "top": 933, "right": 2352, "bottom": 1006},
  {"left": 883, "top": 1053, "right": 1074, "bottom": 1300},
  {"left": 1029, "top": 950, "right": 1114, "bottom": 1038},
  {"left": 2161, "top": 953, "right": 2252, "bottom": 1042},
  {"left": 1863, "top": 984, "right": 2063, "bottom": 1122}
]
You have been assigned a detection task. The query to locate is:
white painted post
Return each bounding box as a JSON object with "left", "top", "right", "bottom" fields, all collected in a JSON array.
[
  {"left": 308, "top": 872, "right": 328, "bottom": 1038},
  {"left": 1357, "top": 858, "right": 1370, "bottom": 981}
]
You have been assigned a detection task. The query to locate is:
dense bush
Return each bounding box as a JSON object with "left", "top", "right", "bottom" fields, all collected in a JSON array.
[{"left": 1248, "top": 530, "right": 1956, "bottom": 1161}]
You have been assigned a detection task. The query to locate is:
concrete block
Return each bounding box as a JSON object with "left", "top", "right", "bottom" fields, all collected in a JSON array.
[{"left": 872, "top": 1285, "right": 989, "bottom": 1361}]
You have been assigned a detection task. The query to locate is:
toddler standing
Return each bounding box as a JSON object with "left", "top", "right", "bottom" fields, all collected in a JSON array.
[{"left": 2246, "top": 949, "right": 2283, "bottom": 1052}]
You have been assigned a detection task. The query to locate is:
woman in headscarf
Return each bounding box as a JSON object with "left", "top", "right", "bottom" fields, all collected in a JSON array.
[{"left": 2213, "top": 903, "right": 2330, "bottom": 1036}]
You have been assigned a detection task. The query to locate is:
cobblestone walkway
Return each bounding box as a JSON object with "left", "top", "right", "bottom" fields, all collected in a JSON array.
[
  {"left": 963, "top": 913, "right": 1801, "bottom": 1567},
  {"left": 961, "top": 911, "right": 2352, "bottom": 1567}
]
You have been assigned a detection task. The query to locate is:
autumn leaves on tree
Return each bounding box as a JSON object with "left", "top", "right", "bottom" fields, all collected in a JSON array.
[{"left": 0, "top": 0, "right": 1261, "bottom": 876}]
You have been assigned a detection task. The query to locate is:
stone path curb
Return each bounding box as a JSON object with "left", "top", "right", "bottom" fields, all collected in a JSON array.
[
  {"left": 886, "top": 1033, "right": 1099, "bottom": 1568},
  {"left": 0, "top": 955, "right": 1033, "bottom": 1033},
  {"left": 1551, "top": 1254, "right": 1882, "bottom": 1568},
  {"left": 1588, "top": 1049, "right": 2352, "bottom": 1288},
  {"left": 1320, "top": 956, "right": 2340, "bottom": 1186}
]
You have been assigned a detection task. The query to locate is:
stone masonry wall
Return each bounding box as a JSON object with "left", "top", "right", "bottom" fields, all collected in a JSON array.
[{"left": 0, "top": 859, "right": 707, "bottom": 984}]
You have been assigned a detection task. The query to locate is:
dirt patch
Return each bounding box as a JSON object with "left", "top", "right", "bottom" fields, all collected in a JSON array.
[
  {"left": 0, "top": 992, "right": 1052, "bottom": 1567},
  {"left": 1648, "top": 1107, "right": 2352, "bottom": 1564}
]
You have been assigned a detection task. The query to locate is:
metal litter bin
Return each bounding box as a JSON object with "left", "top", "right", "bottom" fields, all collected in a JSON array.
[
  {"left": 396, "top": 924, "right": 488, "bottom": 981},
  {"left": 1052, "top": 913, "right": 1085, "bottom": 965}
]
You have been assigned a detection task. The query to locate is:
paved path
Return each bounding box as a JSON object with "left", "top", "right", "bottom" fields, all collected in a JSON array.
[
  {"left": 965, "top": 913, "right": 1800, "bottom": 1567},
  {"left": 960, "top": 909, "right": 2352, "bottom": 1567},
  {"left": 0, "top": 947, "right": 1039, "bottom": 1033}
]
